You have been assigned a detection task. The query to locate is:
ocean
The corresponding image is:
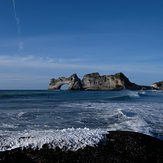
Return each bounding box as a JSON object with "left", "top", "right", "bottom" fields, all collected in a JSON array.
[{"left": 0, "top": 89, "right": 163, "bottom": 151}]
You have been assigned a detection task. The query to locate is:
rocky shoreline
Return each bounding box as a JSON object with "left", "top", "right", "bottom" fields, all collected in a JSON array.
[
  {"left": 0, "top": 131, "right": 163, "bottom": 163},
  {"left": 48, "top": 72, "right": 163, "bottom": 91}
]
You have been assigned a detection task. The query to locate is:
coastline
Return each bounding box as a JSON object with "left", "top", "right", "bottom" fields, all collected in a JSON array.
[{"left": 0, "top": 131, "right": 163, "bottom": 163}]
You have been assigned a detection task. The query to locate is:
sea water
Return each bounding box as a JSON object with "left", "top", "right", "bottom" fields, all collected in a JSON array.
[{"left": 0, "top": 90, "right": 163, "bottom": 151}]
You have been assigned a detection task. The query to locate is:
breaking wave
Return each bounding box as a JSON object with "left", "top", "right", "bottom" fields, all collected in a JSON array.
[
  {"left": 0, "top": 128, "right": 108, "bottom": 151},
  {"left": 0, "top": 90, "right": 163, "bottom": 152}
]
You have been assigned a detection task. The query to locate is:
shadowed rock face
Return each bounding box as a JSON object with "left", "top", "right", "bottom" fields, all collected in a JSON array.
[
  {"left": 48, "top": 73, "right": 83, "bottom": 90},
  {"left": 151, "top": 81, "right": 163, "bottom": 90},
  {"left": 48, "top": 72, "right": 151, "bottom": 91}
]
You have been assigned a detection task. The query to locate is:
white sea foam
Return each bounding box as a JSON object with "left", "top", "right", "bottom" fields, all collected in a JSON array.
[
  {"left": 0, "top": 128, "right": 108, "bottom": 151},
  {"left": 1, "top": 123, "right": 17, "bottom": 129},
  {"left": 1, "top": 90, "right": 163, "bottom": 150},
  {"left": 58, "top": 101, "right": 162, "bottom": 138},
  {"left": 17, "top": 111, "right": 25, "bottom": 116},
  {"left": 126, "top": 90, "right": 140, "bottom": 98}
]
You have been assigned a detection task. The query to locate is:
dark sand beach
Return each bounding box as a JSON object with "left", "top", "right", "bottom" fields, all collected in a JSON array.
[{"left": 0, "top": 131, "right": 163, "bottom": 163}]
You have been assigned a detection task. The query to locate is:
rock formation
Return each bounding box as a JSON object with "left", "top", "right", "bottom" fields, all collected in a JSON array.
[
  {"left": 48, "top": 72, "right": 143, "bottom": 91},
  {"left": 81, "top": 72, "right": 141, "bottom": 90},
  {"left": 151, "top": 81, "right": 163, "bottom": 90},
  {"left": 48, "top": 73, "right": 83, "bottom": 90}
]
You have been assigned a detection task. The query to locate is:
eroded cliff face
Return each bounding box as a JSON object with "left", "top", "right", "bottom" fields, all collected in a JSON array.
[
  {"left": 48, "top": 72, "right": 142, "bottom": 91},
  {"left": 151, "top": 81, "right": 163, "bottom": 90},
  {"left": 48, "top": 73, "right": 83, "bottom": 90},
  {"left": 81, "top": 72, "right": 141, "bottom": 90}
]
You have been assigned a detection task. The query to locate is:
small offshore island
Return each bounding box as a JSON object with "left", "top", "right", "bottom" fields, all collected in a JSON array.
[{"left": 48, "top": 72, "right": 163, "bottom": 91}]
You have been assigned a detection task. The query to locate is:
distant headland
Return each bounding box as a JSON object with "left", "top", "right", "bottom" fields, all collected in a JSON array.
[{"left": 48, "top": 72, "right": 163, "bottom": 91}]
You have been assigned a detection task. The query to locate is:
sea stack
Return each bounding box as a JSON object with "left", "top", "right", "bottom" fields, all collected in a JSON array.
[
  {"left": 48, "top": 72, "right": 142, "bottom": 91},
  {"left": 48, "top": 73, "right": 83, "bottom": 90},
  {"left": 81, "top": 72, "right": 141, "bottom": 90}
]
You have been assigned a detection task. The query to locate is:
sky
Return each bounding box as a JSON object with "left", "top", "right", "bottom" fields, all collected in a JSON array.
[{"left": 0, "top": 0, "right": 163, "bottom": 89}]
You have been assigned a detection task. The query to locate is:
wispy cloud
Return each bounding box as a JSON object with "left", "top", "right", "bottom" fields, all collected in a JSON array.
[
  {"left": 0, "top": 55, "right": 162, "bottom": 74},
  {"left": 0, "top": 55, "right": 87, "bottom": 69},
  {"left": 12, "top": 0, "right": 24, "bottom": 50},
  {"left": 0, "top": 55, "right": 163, "bottom": 89}
]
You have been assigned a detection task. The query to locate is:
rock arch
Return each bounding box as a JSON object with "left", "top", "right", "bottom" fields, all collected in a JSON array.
[
  {"left": 48, "top": 73, "right": 83, "bottom": 90},
  {"left": 60, "top": 84, "right": 69, "bottom": 90},
  {"left": 48, "top": 72, "right": 150, "bottom": 91}
]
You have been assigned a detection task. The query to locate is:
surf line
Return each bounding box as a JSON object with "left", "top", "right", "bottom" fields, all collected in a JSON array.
[{"left": 12, "top": 0, "right": 24, "bottom": 50}]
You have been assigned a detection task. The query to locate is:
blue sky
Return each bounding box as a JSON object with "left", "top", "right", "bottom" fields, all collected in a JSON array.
[{"left": 0, "top": 0, "right": 163, "bottom": 89}]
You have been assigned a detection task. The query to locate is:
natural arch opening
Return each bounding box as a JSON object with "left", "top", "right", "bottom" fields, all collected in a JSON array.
[{"left": 60, "top": 84, "right": 69, "bottom": 90}]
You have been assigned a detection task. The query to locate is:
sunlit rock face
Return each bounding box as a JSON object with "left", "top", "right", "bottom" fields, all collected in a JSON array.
[
  {"left": 151, "top": 81, "right": 163, "bottom": 90},
  {"left": 48, "top": 72, "right": 142, "bottom": 91},
  {"left": 48, "top": 73, "right": 83, "bottom": 90},
  {"left": 81, "top": 72, "right": 141, "bottom": 90}
]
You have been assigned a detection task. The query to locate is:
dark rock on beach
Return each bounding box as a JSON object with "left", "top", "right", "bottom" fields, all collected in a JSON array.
[{"left": 0, "top": 131, "right": 163, "bottom": 163}]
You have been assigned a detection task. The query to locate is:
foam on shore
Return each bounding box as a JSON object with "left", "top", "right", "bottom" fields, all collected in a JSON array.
[{"left": 0, "top": 128, "right": 108, "bottom": 151}]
